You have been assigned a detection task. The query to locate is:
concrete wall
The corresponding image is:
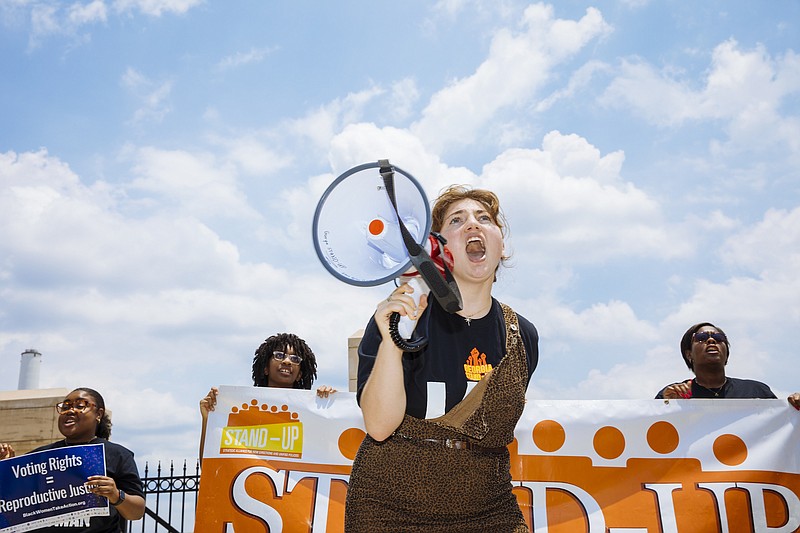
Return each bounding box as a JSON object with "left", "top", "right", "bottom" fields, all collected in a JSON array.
[{"left": 0, "top": 388, "right": 70, "bottom": 455}]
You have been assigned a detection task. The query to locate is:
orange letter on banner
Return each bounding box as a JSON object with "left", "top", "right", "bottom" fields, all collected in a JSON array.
[
  {"left": 518, "top": 481, "right": 606, "bottom": 531},
  {"left": 230, "top": 466, "right": 285, "bottom": 531},
  {"left": 287, "top": 471, "right": 350, "bottom": 532}
]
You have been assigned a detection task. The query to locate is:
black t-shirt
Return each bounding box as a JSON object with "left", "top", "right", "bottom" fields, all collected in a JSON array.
[
  {"left": 357, "top": 297, "right": 539, "bottom": 419},
  {"left": 29, "top": 438, "right": 144, "bottom": 533},
  {"left": 655, "top": 376, "right": 777, "bottom": 399}
]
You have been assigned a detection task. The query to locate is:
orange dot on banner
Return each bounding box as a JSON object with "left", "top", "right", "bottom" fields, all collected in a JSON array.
[
  {"left": 338, "top": 428, "right": 367, "bottom": 460},
  {"left": 532, "top": 420, "right": 566, "bottom": 452},
  {"left": 368, "top": 219, "right": 384, "bottom": 236},
  {"left": 647, "top": 421, "right": 680, "bottom": 454},
  {"left": 713, "top": 434, "right": 748, "bottom": 466},
  {"left": 593, "top": 426, "right": 625, "bottom": 460}
]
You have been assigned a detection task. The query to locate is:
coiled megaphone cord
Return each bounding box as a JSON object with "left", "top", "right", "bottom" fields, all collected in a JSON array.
[{"left": 389, "top": 312, "right": 427, "bottom": 352}]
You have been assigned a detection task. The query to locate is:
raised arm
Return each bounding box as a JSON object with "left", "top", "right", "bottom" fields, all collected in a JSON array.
[
  {"left": 198, "top": 386, "right": 218, "bottom": 461},
  {"left": 359, "top": 284, "right": 427, "bottom": 442}
]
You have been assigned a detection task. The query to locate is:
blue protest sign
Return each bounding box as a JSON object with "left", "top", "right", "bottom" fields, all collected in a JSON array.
[{"left": 0, "top": 444, "right": 109, "bottom": 532}]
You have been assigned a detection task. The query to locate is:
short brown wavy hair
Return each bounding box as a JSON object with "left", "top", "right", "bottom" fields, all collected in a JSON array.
[{"left": 431, "top": 185, "right": 507, "bottom": 236}]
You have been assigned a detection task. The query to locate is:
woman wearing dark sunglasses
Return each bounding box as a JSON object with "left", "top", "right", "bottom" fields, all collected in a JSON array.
[
  {"left": 656, "top": 323, "right": 800, "bottom": 409},
  {"left": 198, "top": 332, "right": 335, "bottom": 460},
  {"left": 0, "top": 387, "right": 145, "bottom": 531}
]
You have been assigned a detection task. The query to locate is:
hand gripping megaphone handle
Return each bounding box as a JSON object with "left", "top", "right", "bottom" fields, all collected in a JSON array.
[
  {"left": 389, "top": 278, "right": 428, "bottom": 352},
  {"left": 395, "top": 276, "right": 427, "bottom": 340}
]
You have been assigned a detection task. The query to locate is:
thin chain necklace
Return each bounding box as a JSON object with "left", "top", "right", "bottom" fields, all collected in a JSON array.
[
  {"left": 695, "top": 377, "right": 727, "bottom": 397},
  {"left": 461, "top": 301, "right": 492, "bottom": 326}
]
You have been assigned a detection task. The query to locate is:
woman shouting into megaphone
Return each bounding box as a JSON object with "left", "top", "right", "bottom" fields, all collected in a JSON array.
[{"left": 345, "top": 185, "right": 539, "bottom": 533}]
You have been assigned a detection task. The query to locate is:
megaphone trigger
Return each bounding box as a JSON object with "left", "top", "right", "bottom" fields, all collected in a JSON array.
[
  {"left": 395, "top": 275, "right": 426, "bottom": 339},
  {"left": 429, "top": 232, "right": 455, "bottom": 271},
  {"left": 388, "top": 276, "right": 428, "bottom": 353}
]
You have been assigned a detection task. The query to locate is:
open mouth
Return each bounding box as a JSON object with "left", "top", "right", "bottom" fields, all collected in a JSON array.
[{"left": 466, "top": 237, "right": 486, "bottom": 261}]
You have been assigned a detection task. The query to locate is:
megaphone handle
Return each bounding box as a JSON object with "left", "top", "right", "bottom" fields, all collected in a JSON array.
[
  {"left": 396, "top": 276, "right": 425, "bottom": 338},
  {"left": 390, "top": 276, "right": 428, "bottom": 352}
]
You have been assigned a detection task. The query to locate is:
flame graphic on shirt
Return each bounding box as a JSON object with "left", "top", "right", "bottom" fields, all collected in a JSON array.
[{"left": 464, "top": 348, "right": 493, "bottom": 381}]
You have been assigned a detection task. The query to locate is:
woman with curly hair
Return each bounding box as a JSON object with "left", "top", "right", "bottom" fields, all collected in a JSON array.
[
  {"left": 198, "top": 333, "right": 335, "bottom": 460},
  {"left": 250, "top": 332, "right": 318, "bottom": 390}
]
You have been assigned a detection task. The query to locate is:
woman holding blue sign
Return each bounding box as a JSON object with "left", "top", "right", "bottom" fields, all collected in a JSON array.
[{"left": 1, "top": 387, "right": 145, "bottom": 532}]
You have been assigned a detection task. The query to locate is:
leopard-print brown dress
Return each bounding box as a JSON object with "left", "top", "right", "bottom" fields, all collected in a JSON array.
[{"left": 345, "top": 303, "right": 529, "bottom": 532}]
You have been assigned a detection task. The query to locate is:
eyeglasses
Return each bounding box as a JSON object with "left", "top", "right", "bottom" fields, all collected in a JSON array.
[
  {"left": 272, "top": 351, "right": 302, "bottom": 365},
  {"left": 693, "top": 331, "right": 727, "bottom": 344},
  {"left": 55, "top": 400, "right": 97, "bottom": 414}
]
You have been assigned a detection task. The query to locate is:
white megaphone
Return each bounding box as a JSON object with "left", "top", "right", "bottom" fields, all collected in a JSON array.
[{"left": 312, "top": 160, "right": 462, "bottom": 351}]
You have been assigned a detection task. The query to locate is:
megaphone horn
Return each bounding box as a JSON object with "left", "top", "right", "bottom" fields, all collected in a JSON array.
[
  {"left": 376, "top": 160, "right": 462, "bottom": 315},
  {"left": 312, "top": 160, "right": 462, "bottom": 351},
  {"left": 312, "top": 161, "right": 429, "bottom": 286}
]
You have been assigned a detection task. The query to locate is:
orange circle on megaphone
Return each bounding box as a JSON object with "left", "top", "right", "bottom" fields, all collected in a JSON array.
[{"left": 368, "top": 218, "right": 385, "bottom": 236}]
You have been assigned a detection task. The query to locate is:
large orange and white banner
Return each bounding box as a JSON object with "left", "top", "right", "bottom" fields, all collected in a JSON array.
[{"left": 197, "top": 385, "right": 800, "bottom": 532}]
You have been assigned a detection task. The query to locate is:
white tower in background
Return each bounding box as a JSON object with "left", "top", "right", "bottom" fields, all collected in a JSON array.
[{"left": 18, "top": 349, "right": 42, "bottom": 390}]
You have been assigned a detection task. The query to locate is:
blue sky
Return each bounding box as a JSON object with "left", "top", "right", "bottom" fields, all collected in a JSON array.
[{"left": 1, "top": 0, "right": 799, "bottom": 466}]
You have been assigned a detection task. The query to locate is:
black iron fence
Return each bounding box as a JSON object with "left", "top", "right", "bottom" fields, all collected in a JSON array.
[{"left": 128, "top": 460, "right": 200, "bottom": 533}]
